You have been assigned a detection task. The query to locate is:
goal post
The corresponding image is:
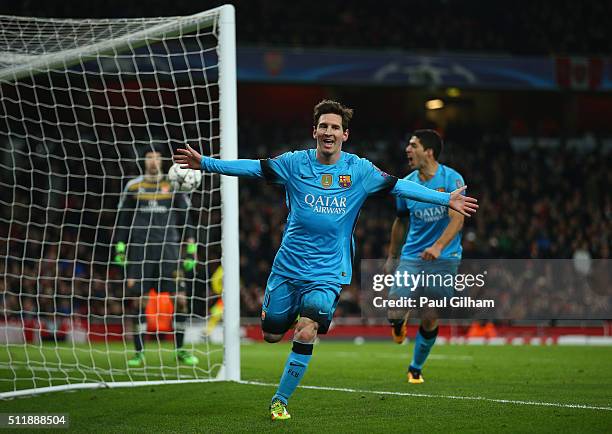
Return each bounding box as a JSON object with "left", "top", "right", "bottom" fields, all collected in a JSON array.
[
  {"left": 0, "top": 4, "right": 240, "bottom": 398},
  {"left": 218, "top": 5, "right": 240, "bottom": 383}
]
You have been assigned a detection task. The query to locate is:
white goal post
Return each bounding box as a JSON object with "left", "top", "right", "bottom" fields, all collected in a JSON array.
[{"left": 0, "top": 5, "right": 240, "bottom": 398}]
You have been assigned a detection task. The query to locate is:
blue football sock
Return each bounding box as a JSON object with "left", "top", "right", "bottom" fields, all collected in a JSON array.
[
  {"left": 272, "top": 341, "right": 313, "bottom": 405},
  {"left": 410, "top": 326, "right": 438, "bottom": 370}
]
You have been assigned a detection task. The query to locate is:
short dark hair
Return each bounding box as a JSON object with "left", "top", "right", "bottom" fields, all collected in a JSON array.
[
  {"left": 313, "top": 99, "right": 353, "bottom": 131},
  {"left": 141, "top": 143, "right": 166, "bottom": 158},
  {"left": 413, "top": 129, "right": 443, "bottom": 160}
]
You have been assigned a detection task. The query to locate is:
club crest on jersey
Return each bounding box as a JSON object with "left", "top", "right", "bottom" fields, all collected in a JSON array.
[
  {"left": 338, "top": 175, "right": 352, "bottom": 188},
  {"left": 321, "top": 174, "right": 333, "bottom": 188}
]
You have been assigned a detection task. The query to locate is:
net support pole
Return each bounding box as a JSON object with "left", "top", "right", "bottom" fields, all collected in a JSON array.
[{"left": 219, "top": 4, "right": 240, "bottom": 382}]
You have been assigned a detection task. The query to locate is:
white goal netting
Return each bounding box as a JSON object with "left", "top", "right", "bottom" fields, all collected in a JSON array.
[{"left": 0, "top": 5, "right": 239, "bottom": 398}]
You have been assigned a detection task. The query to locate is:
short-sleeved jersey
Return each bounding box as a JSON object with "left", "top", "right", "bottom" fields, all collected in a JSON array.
[
  {"left": 116, "top": 175, "right": 193, "bottom": 244},
  {"left": 397, "top": 164, "right": 464, "bottom": 260},
  {"left": 261, "top": 149, "right": 397, "bottom": 284}
]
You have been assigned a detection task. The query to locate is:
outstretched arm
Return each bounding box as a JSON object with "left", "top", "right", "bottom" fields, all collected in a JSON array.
[
  {"left": 392, "top": 180, "right": 478, "bottom": 217},
  {"left": 173, "top": 144, "right": 263, "bottom": 178},
  {"left": 360, "top": 159, "right": 478, "bottom": 217}
]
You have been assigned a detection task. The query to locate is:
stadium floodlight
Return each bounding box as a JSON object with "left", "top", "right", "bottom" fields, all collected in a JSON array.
[{"left": 0, "top": 4, "right": 240, "bottom": 398}]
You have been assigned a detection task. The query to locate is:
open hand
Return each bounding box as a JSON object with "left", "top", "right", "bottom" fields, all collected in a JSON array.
[
  {"left": 173, "top": 144, "right": 202, "bottom": 170},
  {"left": 448, "top": 186, "right": 478, "bottom": 217}
]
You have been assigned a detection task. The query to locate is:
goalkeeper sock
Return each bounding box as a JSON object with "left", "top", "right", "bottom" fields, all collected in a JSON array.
[
  {"left": 134, "top": 319, "right": 147, "bottom": 353},
  {"left": 410, "top": 325, "right": 438, "bottom": 370},
  {"left": 272, "top": 341, "right": 313, "bottom": 405},
  {"left": 174, "top": 312, "right": 186, "bottom": 349}
]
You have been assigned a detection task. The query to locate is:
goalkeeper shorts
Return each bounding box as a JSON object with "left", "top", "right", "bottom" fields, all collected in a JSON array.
[{"left": 125, "top": 242, "right": 182, "bottom": 295}]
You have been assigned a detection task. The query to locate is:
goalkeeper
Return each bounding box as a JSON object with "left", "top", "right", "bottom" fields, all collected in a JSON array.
[
  {"left": 114, "top": 148, "right": 199, "bottom": 367},
  {"left": 174, "top": 100, "right": 478, "bottom": 420}
]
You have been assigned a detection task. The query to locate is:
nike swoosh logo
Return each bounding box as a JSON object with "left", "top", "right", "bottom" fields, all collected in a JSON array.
[
  {"left": 318, "top": 311, "right": 328, "bottom": 316},
  {"left": 289, "top": 362, "right": 303, "bottom": 367}
]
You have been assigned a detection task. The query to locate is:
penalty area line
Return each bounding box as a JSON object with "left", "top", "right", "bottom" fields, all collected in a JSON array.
[{"left": 238, "top": 380, "right": 612, "bottom": 412}]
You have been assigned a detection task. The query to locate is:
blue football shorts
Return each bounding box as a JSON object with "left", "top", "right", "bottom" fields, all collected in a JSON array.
[{"left": 261, "top": 272, "right": 341, "bottom": 335}]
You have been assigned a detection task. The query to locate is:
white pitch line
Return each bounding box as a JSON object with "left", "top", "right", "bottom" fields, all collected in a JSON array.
[
  {"left": 328, "top": 351, "right": 473, "bottom": 361},
  {"left": 239, "top": 380, "right": 612, "bottom": 412}
]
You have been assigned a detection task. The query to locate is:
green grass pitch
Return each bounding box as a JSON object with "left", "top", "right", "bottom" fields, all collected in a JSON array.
[{"left": 1, "top": 341, "right": 611, "bottom": 432}]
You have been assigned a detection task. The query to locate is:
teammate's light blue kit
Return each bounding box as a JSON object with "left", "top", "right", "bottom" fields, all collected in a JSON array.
[
  {"left": 390, "top": 164, "right": 464, "bottom": 299},
  {"left": 201, "top": 149, "right": 452, "bottom": 333}
]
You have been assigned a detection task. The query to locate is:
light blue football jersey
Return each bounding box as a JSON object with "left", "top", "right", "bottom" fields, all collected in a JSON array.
[
  {"left": 397, "top": 164, "right": 464, "bottom": 260},
  {"left": 263, "top": 149, "right": 399, "bottom": 284}
]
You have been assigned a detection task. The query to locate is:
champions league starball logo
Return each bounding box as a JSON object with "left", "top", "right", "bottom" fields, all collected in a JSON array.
[{"left": 373, "top": 165, "right": 390, "bottom": 178}]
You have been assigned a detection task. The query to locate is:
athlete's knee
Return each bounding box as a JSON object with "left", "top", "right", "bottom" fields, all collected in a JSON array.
[
  {"left": 294, "top": 317, "right": 318, "bottom": 343},
  {"left": 263, "top": 332, "right": 283, "bottom": 343}
]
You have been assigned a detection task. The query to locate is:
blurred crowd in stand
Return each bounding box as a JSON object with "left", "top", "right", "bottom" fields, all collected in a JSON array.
[{"left": 8, "top": 0, "right": 612, "bottom": 56}]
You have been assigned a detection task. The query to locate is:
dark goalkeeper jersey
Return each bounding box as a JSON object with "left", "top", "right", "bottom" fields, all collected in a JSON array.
[{"left": 115, "top": 175, "right": 194, "bottom": 244}]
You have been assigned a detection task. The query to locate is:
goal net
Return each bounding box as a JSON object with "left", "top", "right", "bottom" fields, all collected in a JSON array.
[{"left": 0, "top": 5, "right": 240, "bottom": 398}]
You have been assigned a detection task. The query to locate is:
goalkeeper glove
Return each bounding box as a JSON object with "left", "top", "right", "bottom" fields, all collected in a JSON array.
[
  {"left": 114, "top": 241, "right": 127, "bottom": 267},
  {"left": 183, "top": 242, "right": 197, "bottom": 272}
]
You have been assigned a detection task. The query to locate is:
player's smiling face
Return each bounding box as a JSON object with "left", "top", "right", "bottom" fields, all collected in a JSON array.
[
  {"left": 313, "top": 113, "right": 348, "bottom": 159},
  {"left": 406, "top": 136, "right": 429, "bottom": 170}
]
